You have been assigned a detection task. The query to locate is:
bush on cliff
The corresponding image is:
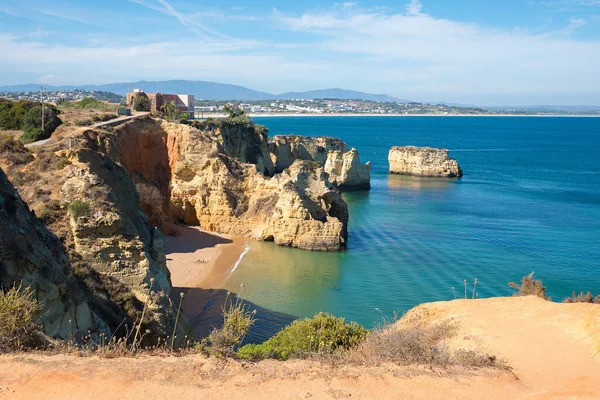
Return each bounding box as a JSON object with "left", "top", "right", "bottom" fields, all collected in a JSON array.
[
  {"left": 237, "top": 313, "right": 368, "bottom": 360},
  {"left": 564, "top": 291, "right": 600, "bottom": 303},
  {"left": 20, "top": 105, "right": 63, "bottom": 144},
  {"left": 133, "top": 96, "right": 151, "bottom": 112},
  {"left": 0, "top": 133, "right": 34, "bottom": 165},
  {"left": 347, "top": 320, "right": 504, "bottom": 369},
  {"left": 0, "top": 285, "right": 43, "bottom": 353},
  {"left": 202, "top": 295, "right": 256, "bottom": 357},
  {"left": 68, "top": 200, "right": 90, "bottom": 220},
  {"left": 508, "top": 272, "right": 551, "bottom": 300}
]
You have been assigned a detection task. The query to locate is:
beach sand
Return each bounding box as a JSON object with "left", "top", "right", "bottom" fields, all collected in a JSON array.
[{"left": 164, "top": 226, "right": 248, "bottom": 339}]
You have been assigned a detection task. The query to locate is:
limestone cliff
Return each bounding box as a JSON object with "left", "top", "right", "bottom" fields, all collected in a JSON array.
[
  {"left": 0, "top": 167, "right": 102, "bottom": 339},
  {"left": 388, "top": 146, "right": 462, "bottom": 177},
  {"left": 1, "top": 139, "right": 192, "bottom": 347},
  {"left": 84, "top": 118, "right": 349, "bottom": 251},
  {"left": 269, "top": 135, "right": 348, "bottom": 172},
  {"left": 324, "top": 149, "right": 371, "bottom": 190},
  {"left": 270, "top": 135, "right": 371, "bottom": 190}
]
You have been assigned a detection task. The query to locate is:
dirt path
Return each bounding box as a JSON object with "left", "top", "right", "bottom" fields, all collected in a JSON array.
[{"left": 0, "top": 296, "right": 598, "bottom": 399}]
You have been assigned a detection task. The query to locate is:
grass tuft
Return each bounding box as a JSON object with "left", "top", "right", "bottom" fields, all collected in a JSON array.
[
  {"left": 508, "top": 272, "right": 551, "bottom": 300},
  {"left": 564, "top": 291, "right": 600, "bottom": 304},
  {"left": 202, "top": 293, "right": 255, "bottom": 358},
  {"left": 68, "top": 200, "right": 90, "bottom": 220},
  {"left": 0, "top": 284, "right": 43, "bottom": 353}
]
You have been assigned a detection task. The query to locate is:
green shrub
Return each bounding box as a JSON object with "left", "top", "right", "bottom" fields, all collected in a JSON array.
[
  {"left": 20, "top": 105, "right": 62, "bottom": 144},
  {"left": 76, "top": 97, "right": 104, "bottom": 108},
  {"left": 237, "top": 313, "right": 368, "bottom": 360},
  {"left": 0, "top": 285, "right": 43, "bottom": 353},
  {"left": 133, "top": 96, "right": 151, "bottom": 112},
  {"left": 0, "top": 99, "right": 38, "bottom": 130},
  {"left": 68, "top": 200, "right": 90, "bottom": 219},
  {"left": 161, "top": 101, "right": 188, "bottom": 121},
  {"left": 202, "top": 295, "right": 256, "bottom": 357}
]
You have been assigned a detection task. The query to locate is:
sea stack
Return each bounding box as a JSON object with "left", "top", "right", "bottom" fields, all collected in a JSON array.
[
  {"left": 269, "top": 135, "right": 371, "bottom": 190},
  {"left": 388, "top": 146, "right": 463, "bottom": 177}
]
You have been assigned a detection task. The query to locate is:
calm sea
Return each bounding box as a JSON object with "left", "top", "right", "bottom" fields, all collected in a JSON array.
[{"left": 222, "top": 116, "right": 600, "bottom": 341}]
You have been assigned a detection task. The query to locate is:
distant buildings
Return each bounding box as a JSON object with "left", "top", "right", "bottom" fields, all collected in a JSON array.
[{"left": 126, "top": 89, "right": 194, "bottom": 118}]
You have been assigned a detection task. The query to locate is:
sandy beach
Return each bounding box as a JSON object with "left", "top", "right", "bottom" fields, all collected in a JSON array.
[
  {"left": 164, "top": 226, "right": 247, "bottom": 290},
  {"left": 163, "top": 226, "right": 249, "bottom": 338}
]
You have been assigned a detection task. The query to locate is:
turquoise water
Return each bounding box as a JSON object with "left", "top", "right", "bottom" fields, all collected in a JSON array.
[{"left": 223, "top": 116, "right": 600, "bottom": 340}]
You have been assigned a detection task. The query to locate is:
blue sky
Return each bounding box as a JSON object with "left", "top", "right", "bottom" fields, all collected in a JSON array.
[{"left": 1, "top": 0, "right": 599, "bottom": 105}]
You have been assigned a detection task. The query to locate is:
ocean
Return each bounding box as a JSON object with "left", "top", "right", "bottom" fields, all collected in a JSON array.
[{"left": 221, "top": 116, "right": 600, "bottom": 341}]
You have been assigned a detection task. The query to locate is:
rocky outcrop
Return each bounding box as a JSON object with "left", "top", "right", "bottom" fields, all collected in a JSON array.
[
  {"left": 165, "top": 124, "right": 349, "bottom": 251},
  {"left": 85, "top": 118, "right": 349, "bottom": 251},
  {"left": 324, "top": 149, "right": 371, "bottom": 190},
  {"left": 0, "top": 167, "right": 103, "bottom": 340},
  {"left": 59, "top": 148, "right": 192, "bottom": 346},
  {"left": 269, "top": 135, "right": 348, "bottom": 172},
  {"left": 388, "top": 146, "right": 462, "bottom": 177},
  {"left": 1, "top": 136, "right": 192, "bottom": 346},
  {"left": 270, "top": 135, "right": 371, "bottom": 190}
]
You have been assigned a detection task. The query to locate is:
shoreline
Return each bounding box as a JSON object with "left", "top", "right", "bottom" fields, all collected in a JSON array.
[
  {"left": 164, "top": 226, "right": 248, "bottom": 290},
  {"left": 197, "top": 112, "right": 600, "bottom": 118},
  {"left": 164, "top": 226, "right": 249, "bottom": 339}
]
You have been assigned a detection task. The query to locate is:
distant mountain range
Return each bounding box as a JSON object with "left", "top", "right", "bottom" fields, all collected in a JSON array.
[{"left": 0, "top": 80, "right": 405, "bottom": 102}]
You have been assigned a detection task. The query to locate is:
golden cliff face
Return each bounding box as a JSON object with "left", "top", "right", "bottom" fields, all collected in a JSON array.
[
  {"left": 270, "top": 135, "right": 371, "bottom": 190},
  {"left": 388, "top": 146, "right": 463, "bottom": 178},
  {"left": 0, "top": 167, "right": 100, "bottom": 340},
  {"left": 89, "top": 117, "right": 349, "bottom": 251},
  {"left": 165, "top": 122, "right": 349, "bottom": 251},
  {"left": 1, "top": 135, "right": 192, "bottom": 346}
]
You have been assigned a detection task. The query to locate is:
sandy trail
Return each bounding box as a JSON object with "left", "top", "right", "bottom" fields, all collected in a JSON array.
[{"left": 0, "top": 296, "right": 598, "bottom": 399}]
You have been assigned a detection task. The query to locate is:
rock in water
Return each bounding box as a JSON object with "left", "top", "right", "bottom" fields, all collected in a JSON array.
[
  {"left": 388, "top": 146, "right": 463, "bottom": 177},
  {"left": 269, "top": 135, "right": 371, "bottom": 190},
  {"left": 324, "top": 149, "right": 371, "bottom": 190}
]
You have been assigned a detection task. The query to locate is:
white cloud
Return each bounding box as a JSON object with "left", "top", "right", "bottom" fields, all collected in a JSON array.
[
  {"left": 271, "top": 1, "right": 600, "bottom": 103},
  {"left": 1, "top": 0, "right": 599, "bottom": 104},
  {"left": 129, "top": 0, "right": 227, "bottom": 39},
  {"left": 405, "top": 0, "right": 423, "bottom": 16}
]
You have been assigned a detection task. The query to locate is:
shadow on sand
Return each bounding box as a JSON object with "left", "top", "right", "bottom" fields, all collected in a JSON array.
[
  {"left": 165, "top": 227, "right": 233, "bottom": 256},
  {"left": 172, "top": 286, "right": 297, "bottom": 344}
]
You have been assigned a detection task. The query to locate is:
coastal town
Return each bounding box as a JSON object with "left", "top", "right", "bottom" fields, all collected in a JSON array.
[{"left": 4, "top": 88, "right": 600, "bottom": 116}]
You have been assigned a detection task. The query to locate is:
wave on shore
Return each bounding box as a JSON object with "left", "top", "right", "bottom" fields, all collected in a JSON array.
[{"left": 231, "top": 242, "right": 251, "bottom": 274}]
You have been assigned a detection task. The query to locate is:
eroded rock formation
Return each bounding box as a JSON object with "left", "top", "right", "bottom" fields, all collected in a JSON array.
[
  {"left": 1, "top": 138, "right": 192, "bottom": 346},
  {"left": 270, "top": 135, "right": 371, "bottom": 190},
  {"left": 324, "top": 149, "right": 371, "bottom": 190},
  {"left": 85, "top": 118, "right": 349, "bottom": 251},
  {"left": 0, "top": 167, "right": 103, "bottom": 339},
  {"left": 269, "top": 135, "right": 348, "bottom": 172},
  {"left": 388, "top": 146, "right": 462, "bottom": 178}
]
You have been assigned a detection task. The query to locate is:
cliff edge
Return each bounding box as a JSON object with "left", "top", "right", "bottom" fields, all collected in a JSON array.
[{"left": 0, "top": 296, "right": 598, "bottom": 399}]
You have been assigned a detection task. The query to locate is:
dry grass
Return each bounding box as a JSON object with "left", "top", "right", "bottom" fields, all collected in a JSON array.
[
  {"left": 508, "top": 272, "right": 551, "bottom": 300},
  {"left": 0, "top": 285, "right": 43, "bottom": 353},
  {"left": 0, "top": 133, "right": 34, "bottom": 165},
  {"left": 57, "top": 103, "right": 119, "bottom": 126},
  {"left": 346, "top": 320, "right": 505, "bottom": 370},
  {"left": 202, "top": 293, "right": 256, "bottom": 358},
  {"left": 564, "top": 291, "right": 600, "bottom": 304}
]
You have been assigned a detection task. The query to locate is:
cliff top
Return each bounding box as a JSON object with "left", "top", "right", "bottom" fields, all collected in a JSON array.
[
  {"left": 1, "top": 296, "right": 598, "bottom": 399},
  {"left": 390, "top": 145, "right": 449, "bottom": 153}
]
